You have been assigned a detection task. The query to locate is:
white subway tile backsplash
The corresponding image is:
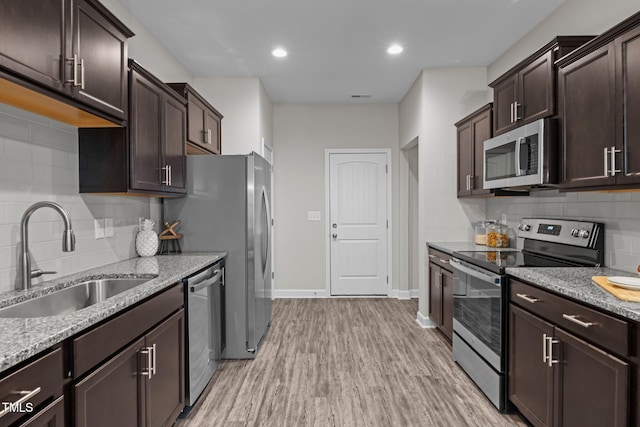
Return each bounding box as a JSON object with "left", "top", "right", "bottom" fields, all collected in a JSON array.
[
  {"left": 0, "top": 105, "right": 151, "bottom": 294},
  {"left": 487, "top": 190, "right": 640, "bottom": 274}
]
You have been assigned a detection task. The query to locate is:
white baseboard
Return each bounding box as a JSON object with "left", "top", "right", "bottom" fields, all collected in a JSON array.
[
  {"left": 416, "top": 311, "right": 436, "bottom": 329},
  {"left": 410, "top": 289, "right": 419, "bottom": 298},
  {"left": 272, "top": 289, "right": 329, "bottom": 298},
  {"left": 388, "top": 289, "right": 420, "bottom": 299}
]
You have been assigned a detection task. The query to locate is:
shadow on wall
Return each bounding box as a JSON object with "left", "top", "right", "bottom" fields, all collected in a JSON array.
[{"left": 459, "top": 90, "right": 491, "bottom": 116}]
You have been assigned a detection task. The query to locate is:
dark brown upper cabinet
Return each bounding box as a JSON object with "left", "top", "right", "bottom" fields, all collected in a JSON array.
[
  {"left": 0, "top": 0, "right": 132, "bottom": 127},
  {"left": 79, "top": 60, "right": 187, "bottom": 197},
  {"left": 455, "top": 104, "right": 527, "bottom": 198},
  {"left": 558, "top": 12, "right": 640, "bottom": 191},
  {"left": 490, "top": 37, "right": 594, "bottom": 136},
  {"left": 168, "top": 83, "right": 223, "bottom": 155}
]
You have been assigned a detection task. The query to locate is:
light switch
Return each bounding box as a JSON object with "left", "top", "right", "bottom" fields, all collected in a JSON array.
[
  {"left": 308, "top": 211, "right": 321, "bottom": 221},
  {"left": 94, "top": 219, "right": 105, "bottom": 239},
  {"left": 105, "top": 218, "right": 114, "bottom": 237}
]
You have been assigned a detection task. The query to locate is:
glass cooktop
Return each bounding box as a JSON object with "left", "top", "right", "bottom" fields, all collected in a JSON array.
[{"left": 452, "top": 250, "right": 578, "bottom": 274}]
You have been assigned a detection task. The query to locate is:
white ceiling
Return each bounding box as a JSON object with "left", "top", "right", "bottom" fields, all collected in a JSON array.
[{"left": 120, "top": 0, "right": 566, "bottom": 104}]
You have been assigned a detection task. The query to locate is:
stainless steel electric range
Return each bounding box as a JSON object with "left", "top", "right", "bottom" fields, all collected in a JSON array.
[{"left": 449, "top": 218, "right": 604, "bottom": 411}]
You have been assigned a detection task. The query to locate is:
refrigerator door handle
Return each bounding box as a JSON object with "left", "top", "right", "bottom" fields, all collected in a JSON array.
[{"left": 261, "top": 187, "right": 271, "bottom": 278}]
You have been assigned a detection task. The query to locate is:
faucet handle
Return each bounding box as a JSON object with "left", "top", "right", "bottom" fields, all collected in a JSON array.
[{"left": 30, "top": 269, "right": 57, "bottom": 278}]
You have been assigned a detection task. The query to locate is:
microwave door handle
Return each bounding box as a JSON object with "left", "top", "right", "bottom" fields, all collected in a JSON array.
[{"left": 515, "top": 137, "right": 526, "bottom": 176}]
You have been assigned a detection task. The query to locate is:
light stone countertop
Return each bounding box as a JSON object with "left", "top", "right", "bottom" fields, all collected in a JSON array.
[
  {"left": 0, "top": 252, "right": 226, "bottom": 374},
  {"left": 507, "top": 267, "right": 640, "bottom": 322}
]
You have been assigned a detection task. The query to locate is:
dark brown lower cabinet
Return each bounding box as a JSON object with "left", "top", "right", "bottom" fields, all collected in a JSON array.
[
  {"left": 509, "top": 303, "right": 629, "bottom": 427},
  {"left": 428, "top": 259, "right": 453, "bottom": 341},
  {"left": 74, "top": 310, "right": 185, "bottom": 427},
  {"left": 19, "top": 396, "right": 65, "bottom": 427}
]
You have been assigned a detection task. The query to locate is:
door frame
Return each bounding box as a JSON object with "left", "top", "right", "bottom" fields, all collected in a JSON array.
[
  {"left": 262, "top": 138, "right": 274, "bottom": 294},
  {"left": 324, "top": 148, "right": 393, "bottom": 297}
]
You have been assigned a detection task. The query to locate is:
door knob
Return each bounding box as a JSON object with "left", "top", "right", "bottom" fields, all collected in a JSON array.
[
  {"left": 332, "top": 224, "right": 337, "bottom": 228},
  {"left": 332, "top": 233, "right": 337, "bottom": 238}
]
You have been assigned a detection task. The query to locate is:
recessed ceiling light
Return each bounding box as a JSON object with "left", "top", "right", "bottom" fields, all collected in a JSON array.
[
  {"left": 387, "top": 44, "right": 403, "bottom": 55},
  {"left": 272, "top": 48, "right": 288, "bottom": 58}
]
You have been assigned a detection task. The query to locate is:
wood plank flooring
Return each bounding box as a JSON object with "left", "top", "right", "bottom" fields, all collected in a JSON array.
[{"left": 177, "top": 298, "right": 526, "bottom": 426}]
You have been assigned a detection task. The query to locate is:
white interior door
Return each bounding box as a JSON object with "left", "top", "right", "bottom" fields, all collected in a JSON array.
[{"left": 329, "top": 152, "right": 388, "bottom": 295}]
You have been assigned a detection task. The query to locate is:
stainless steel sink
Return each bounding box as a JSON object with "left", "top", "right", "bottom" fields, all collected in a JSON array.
[{"left": 0, "top": 278, "right": 152, "bottom": 318}]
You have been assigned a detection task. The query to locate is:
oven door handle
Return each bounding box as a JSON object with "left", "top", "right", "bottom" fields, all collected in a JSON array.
[{"left": 450, "top": 258, "right": 501, "bottom": 285}]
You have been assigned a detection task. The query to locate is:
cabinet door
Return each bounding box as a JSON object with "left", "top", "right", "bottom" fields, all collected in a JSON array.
[
  {"left": 615, "top": 26, "right": 640, "bottom": 185},
  {"left": 558, "top": 43, "right": 616, "bottom": 189},
  {"left": 130, "top": 69, "right": 163, "bottom": 192},
  {"left": 554, "top": 328, "right": 628, "bottom": 427},
  {"left": 471, "top": 107, "right": 492, "bottom": 195},
  {"left": 493, "top": 75, "right": 518, "bottom": 136},
  {"left": 508, "top": 304, "right": 554, "bottom": 427},
  {"left": 18, "top": 396, "right": 64, "bottom": 427},
  {"left": 440, "top": 268, "right": 454, "bottom": 341},
  {"left": 0, "top": 0, "right": 69, "bottom": 93},
  {"left": 519, "top": 51, "right": 554, "bottom": 124},
  {"left": 72, "top": 0, "right": 128, "bottom": 119},
  {"left": 74, "top": 337, "right": 146, "bottom": 427},
  {"left": 186, "top": 93, "right": 206, "bottom": 147},
  {"left": 146, "top": 310, "right": 185, "bottom": 427},
  {"left": 428, "top": 263, "right": 442, "bottom": 328},
  {"left": 204, "top": 109, "right": 221, "bottom": 154},
  {"left": 457, "top": 120, "right": 473, "bottom": 197},
  {"left": 163, "top": 95, "right": 187, "bottom": 193}
]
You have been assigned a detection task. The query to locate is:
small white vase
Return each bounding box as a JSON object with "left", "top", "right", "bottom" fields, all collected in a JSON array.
[{"left": 136, "top": 219, "right": 158, "bottom": 257}]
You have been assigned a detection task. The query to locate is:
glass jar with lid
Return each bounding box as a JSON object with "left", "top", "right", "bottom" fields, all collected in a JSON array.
[
  {"left": 486, "top": 223, "right": 509, "bottom": 248},
  {"left": 474, "top": 220, "right": 496, "bottom": 245}
]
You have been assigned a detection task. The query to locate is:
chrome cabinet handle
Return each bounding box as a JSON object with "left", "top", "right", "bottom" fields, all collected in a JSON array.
[
  {"left": 162, "top": 165, "right": 172, "bottom": 186},
  {"left": 516, "top": 293, "right": 539, "bottom": 304},
  {"left": 207, "top": 129, "right": 212, "bottom": 144},
  {"left": 439, "top": 259, "right": 449, "bottom": 264},
  {"left": 510, "top": 102, "right": 514, "bottom": 124},
  {"left": 140, "top": 347, "right": 153, "bottom": 378},
  {"left": 66, "top": 55, "right": 80, "bottom": 87},
  {"left": 547, "top": 336, "right": 559, "bottom": 367},
  {"left": 562, "top": 314, "right": 595, "bottom": 328},
  {"left": 604, "top": 147, "right": 610, "bottom": 176},
  {"left": 514, "top": 102, "right": 521, "bottom": 121},
  {"left": 542, "top": 333, "right": 548, "bottom": 363},
  {"left": 169, "top": 165, "right": 172, "bottom": 186},
  {"left": 469, "top": 174, "right": 474, "bottom": 190},
  {"left": 428, "top": 254, "right": 436, "bottom": 259},
  {"left": 610, "top": 146, "right": 621, "bottom": 176},
  {"left": 0, "top": 387, "right": 41, "bottom": 419},
  {"left": 151, "top": 343, "right": 157, "bottom": 376},
  {"left": 80, "top": 58, "right": 85, "bottom": 90}
]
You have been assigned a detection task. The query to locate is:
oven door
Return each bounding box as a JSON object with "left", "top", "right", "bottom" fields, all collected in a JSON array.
[{"left": 450, "top": 258, "right": 504, "bottom": 372}]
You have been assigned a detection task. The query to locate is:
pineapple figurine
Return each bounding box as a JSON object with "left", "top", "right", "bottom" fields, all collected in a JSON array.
[{"left": 136, "top": 219, "right": 159, "bottom": 257}]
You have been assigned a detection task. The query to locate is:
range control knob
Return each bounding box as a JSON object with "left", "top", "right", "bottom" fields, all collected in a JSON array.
[
  {"left": 578, "top": 230, "right": 590, "bottom": 239},
  {"left": 571, "top": 228, "right": 580, "bottom": 237},
  {"left": 518, "top": 223, "right": 531, "bottom": 232}
]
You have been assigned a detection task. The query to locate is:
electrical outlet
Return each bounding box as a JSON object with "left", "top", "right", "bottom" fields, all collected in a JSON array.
[
  {"left": 94, "top": 219, "right": 105, "bottom": 239},
  {"left": 501, "top": 213, "right": 508, "bottom": 225},
  {"left": 104, "top": 218, "right": 114, "bottom": 237}
]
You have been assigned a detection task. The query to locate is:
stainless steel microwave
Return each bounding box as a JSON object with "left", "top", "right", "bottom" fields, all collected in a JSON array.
[{"left": 483, "top": 118, "right": 558, "bottom": 189}]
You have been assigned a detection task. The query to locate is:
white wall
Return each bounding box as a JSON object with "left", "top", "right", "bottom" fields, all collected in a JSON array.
[
  {"left": 488, "top": 0, "right": 640, "bottom": 82},
  {"left": 272, "top": 104, "right": 399, "bottom": 296},
  {"left": 399, "top": 68, "right": 488, "bottom": 318}
]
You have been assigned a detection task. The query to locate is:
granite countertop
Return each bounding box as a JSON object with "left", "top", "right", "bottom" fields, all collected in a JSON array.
[
  {"left": 427, "top": 241, "right": 518, "bottom": 255},
  {"left": 0, "top": 252, "right": 226, "bottom": 374},
  {"left": 507, "top": 267, "right": 640, "bottom": 322}
]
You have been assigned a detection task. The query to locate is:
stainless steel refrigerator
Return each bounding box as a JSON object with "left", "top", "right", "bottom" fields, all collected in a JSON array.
[{"left": 165, "top": 152, "right": 272, "bottom": 359}]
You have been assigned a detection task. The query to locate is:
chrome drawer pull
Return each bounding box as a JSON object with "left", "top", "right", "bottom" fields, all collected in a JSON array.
[
  {"left": 516, "top": 293, "right": 539, "bottom": 304},
  {"left": 542, "top": 333, "right": 548, "bottom": 363},
  {"left": 428, "top": 254, "right": 436, "bottom": 259},
  {"left": 439, "top": 259, "right": 449, "bottom": 264},
  {"left": 562, "top": 314, "right": 595, "bottom": 328},
  {"left": 547, "top": 335, "right": 559, "bottom": 367},
  {"left": 140, "top": 347, "right": 154, "bottom": 378},
  {"left": 0, "top": 387, "right": 41, "bottom": 418}
]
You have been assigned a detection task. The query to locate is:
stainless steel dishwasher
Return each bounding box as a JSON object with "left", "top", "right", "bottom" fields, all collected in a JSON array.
[{"left": 184, "top": 260, "right": 225, "bottom": 407}]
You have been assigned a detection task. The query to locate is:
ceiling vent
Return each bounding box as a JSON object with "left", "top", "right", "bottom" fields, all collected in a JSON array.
[{"left": 350, "top": 94, "right": 371, "bottom": 99}]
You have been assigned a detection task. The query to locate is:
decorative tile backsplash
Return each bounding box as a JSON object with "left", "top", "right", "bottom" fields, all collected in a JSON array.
[
  {"left": 487, "top": 190, "right": 640, "bottom": 273},
  {"left": 0, "top": 104, "right": 154, "bottom": 293}
]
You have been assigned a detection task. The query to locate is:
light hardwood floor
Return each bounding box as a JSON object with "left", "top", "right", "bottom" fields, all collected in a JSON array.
[{"left": 177, "top": 298, "right": 526, "bottom": 426}]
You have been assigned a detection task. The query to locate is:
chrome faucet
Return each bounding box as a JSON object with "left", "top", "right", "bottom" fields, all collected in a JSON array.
[{"left": 19, "top": 202, "right": 76, "bottom": 290}]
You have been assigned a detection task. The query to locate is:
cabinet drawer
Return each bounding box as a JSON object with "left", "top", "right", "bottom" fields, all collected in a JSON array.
[
  {"left": 73, "top": 283, "right": 183, "bottom": 378},
  {"left": 428, "top": 248, "right": 452, "bottom": 271},
  {"left": 0, "top": 347, "right": 63, "bottom": 426},
  {"left": 510, "top": 279, "right": 629, "bottom": 356}
]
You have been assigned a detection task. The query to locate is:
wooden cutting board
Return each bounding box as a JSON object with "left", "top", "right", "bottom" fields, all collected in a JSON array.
[{"left": 592, "top": 276, "right": 640, "bottom": 302}]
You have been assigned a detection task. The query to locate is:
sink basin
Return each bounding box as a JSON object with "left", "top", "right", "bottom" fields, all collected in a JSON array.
[{"left": 0, "top": 278, "right": 152, "bottom": 318}]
